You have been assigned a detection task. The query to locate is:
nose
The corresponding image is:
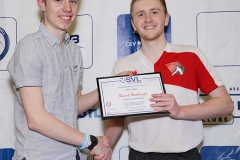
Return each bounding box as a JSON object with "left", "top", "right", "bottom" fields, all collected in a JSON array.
[
  {"left": 145, "top": 13, "right": 152, "bottom": 23},
  {"left": 63, "top": 1, "right": 72, "bottom": 12}
]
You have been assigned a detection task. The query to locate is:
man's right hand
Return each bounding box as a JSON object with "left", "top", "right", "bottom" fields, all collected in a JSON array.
[{"left": 90, "top": 136, "right": 112, "bottom": 160}]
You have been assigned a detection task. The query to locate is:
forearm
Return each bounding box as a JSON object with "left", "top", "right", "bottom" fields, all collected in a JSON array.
[
  {"left": 176, "top": 86, "right": 234, "bottom": 120},
  {"left": 28, "top": 109, "right": 85, "bottom": 146},
  {"left": 104, "top": 118, "right": 125, "bottom": 147},
  {"left": 177, "top": 98, "right": 233, "bottom": 120},
  {"left": 20, "top": 87, "right": 86, "bottom": 147},
  {"left": 78, "top": 89, "right": 99, "bottom": 114}
]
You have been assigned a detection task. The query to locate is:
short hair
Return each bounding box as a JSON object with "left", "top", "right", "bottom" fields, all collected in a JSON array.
[{"left": 130, "top": 0, "right": 168, "bottom": 18}]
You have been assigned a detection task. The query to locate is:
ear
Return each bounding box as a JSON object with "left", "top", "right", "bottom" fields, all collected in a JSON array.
[
  {"left": 131, "top": 19, "right": 137, "bottom": 32},
  {"left": 164, "top": 13, "right": 169, "bottom": 26},
  {"left": 36, "top": 0, "right": 46, "bottom": 11}
]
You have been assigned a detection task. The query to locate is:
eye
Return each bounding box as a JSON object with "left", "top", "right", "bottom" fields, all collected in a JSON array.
[
  {"left": 138, "top": 13, "right": 144, "bottom": 17},
  {"left": 152, "top": 11, "right": 158, "bottom": 14},
  {"left": 70, "top": 0, "right": 78, "bottom": 4},
  {"left": 56, "top": 0, "right": 61, "bottom": 2}
]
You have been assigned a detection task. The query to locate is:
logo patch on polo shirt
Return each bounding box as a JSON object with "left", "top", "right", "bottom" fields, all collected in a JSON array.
[{"left": 166, "top": 62, "right": 186, "bottom": 76}]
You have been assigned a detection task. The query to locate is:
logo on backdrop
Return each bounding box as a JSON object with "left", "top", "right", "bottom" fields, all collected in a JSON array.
[
  {"left": 79, "top": 108, "right": 101, "bottom": 118},
  {"left": 117, "top": 14, "right": 172, "bottom": 60},
  {"left": 70, "top": 34, "right": 84, "bottom": 49},
  {"left": 0, "top": 27, "right": 10, "bottom": 61},
  {"left": 229, "top": 87, "right": 240, "bottom": 92},
  {"left": 200, "top": 146, "right": 240, "bottom": 160},
  {"left": 68, "top": 14, "right": 93, "bottom": 69},
  {"left": 202, "top": 115, "right": 233, "bottom": 125}
]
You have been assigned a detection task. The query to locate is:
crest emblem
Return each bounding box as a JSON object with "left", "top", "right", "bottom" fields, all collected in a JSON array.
[{"left": 166, "top": 62, "right": 186, "bottom": 76}]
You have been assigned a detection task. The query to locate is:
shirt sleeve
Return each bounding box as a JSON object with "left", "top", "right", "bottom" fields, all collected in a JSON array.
[
  {"left": 7, "top": 38, "right": 43, "bottom": 88},
  {"left": 195, "top": 47, "right": 224, "bottom": 95}
]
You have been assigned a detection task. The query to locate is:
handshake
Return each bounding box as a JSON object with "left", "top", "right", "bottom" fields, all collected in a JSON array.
[{"left": 79, "top": 134, "right": 112, "bottom": 160}]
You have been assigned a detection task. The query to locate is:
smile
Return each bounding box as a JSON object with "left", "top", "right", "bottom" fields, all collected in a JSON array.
[
  {"left": 144, "top": 25, "right": 155, "bottom": 29},
  {"left": 60, "top": 16, "right": 71, "bottom": 20}
]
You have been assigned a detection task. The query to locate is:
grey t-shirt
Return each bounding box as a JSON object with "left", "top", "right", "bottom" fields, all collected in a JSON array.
[{"left": 8, "top": 22, "right": 86, "bottom": 160}]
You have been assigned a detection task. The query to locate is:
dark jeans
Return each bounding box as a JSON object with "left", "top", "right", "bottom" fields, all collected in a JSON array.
[
  {"left": 76, "top": 150, "right": 80, "bottom": 160},
  {"left": 129, "top": 148, "right": 202, "bottom": 160}
]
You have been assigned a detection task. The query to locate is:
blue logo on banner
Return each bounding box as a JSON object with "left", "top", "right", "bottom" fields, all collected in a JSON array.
[
  {"left": 117, "top": 14, "right": 171, "bottom": 60},
  {"left": 200, "top": 146, "right": 240, "bottom": 160},
  {"left": 0, "top": 148, "right": 14, "bottom": 160},
  {"left": 0, "top": 27, "right": 10, "bottom": 61},
  {"left": 70, "top": 35, "right": 80, "bottom": 43},
  {"left": 78, "top": 108, "right": 101, "bottom": 118}
]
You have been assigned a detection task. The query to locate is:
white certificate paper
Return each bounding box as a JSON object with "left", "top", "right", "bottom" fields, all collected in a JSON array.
[{"left": 96, "top": 72, "right": 168, "bottom": 120}]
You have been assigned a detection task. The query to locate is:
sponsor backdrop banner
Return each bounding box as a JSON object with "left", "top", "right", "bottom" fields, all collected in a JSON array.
[{"left": 1, "top": 0, "right": 240, "bottom": 159}]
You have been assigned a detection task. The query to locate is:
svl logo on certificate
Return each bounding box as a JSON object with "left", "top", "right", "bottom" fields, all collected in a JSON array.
[{"left": 96, "top": 72, "right": 169, "bottom": 120}]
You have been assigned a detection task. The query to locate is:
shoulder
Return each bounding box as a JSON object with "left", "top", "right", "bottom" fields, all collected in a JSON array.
[
  {"left": 165, "top": 43, "right": 200, "bottom": 54},
  {"left": 9, "top": 31, "right": 43, "bottom": 67},
  {"left": 16, "top": 31, "right": 42, "bottom": 50},
  {"left": 114, "top": 50, "right": 142, "bottom": 66},
  {"left": 111, "top": 50, "right": 142, "bottom": 75},
  {"left": 21, "top": 30, "right": 41, "bottom": 43}
]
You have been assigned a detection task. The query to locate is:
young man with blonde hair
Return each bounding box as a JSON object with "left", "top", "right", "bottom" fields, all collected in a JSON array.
[{"left": 95, "top": 0, "right": 234, "bottom": 159}]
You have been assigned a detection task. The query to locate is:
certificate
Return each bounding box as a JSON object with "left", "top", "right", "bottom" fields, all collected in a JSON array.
[{"left": 96, "top": 72, "right": 169, "bottom": 120}]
